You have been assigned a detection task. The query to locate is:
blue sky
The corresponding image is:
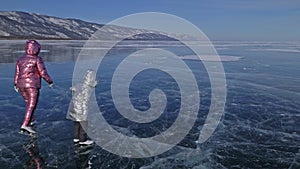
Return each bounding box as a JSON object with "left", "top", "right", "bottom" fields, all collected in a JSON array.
[{"left": 1, "top": 0, "right": 300, "bottom": 41}]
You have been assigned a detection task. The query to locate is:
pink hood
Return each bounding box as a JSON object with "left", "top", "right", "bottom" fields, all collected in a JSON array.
[{"left": 26, "top": 40, "right": 41, "bottom": 56}]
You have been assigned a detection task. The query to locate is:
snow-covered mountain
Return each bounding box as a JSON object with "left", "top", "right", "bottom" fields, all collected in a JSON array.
[{"left": 0, "top": 11, "right": 173, "bottom": 40}]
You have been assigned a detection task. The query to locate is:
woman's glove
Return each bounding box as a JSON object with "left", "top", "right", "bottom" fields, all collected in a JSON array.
[
  {"left": 49, "top": 82, "right": 54, "bottom": 88},
  {"left": 14, "top": 85, "right": 19, "bottom": 92}
]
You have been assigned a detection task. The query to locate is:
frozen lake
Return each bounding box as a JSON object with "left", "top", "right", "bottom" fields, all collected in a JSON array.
[{"left": 0, "top": 40, "right": 299, "bottom": 168}]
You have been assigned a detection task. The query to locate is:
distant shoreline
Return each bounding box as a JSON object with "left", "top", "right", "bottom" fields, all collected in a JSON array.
[
  {"left": 0, "top": 36, "right": 178, "bottom": 41},
  {"left": 0, "top": 36, "right": 82, "bottom": 40}
]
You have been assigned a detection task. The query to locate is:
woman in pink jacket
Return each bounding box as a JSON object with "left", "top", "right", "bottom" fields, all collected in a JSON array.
[{"left": 14, "top": 40, "right": 54, "bottom": 134}]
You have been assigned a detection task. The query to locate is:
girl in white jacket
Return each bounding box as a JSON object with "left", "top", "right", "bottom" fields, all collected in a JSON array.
[{"left": 67, "top": 70, "right": 97, "bottom": 145}]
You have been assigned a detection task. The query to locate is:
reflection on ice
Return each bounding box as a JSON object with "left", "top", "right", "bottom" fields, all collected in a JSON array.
[{"left": 22, "top": 138, "right": 49, "bottom": 169}]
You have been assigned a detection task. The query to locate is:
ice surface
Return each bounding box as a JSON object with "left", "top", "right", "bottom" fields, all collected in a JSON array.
[{"left": 0, "top": 40, "right": 299, "bottom": 168}]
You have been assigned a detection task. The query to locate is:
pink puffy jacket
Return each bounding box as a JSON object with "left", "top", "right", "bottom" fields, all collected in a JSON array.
[{"left": 14, "top": 40, "right": 53, "bottom": 89}]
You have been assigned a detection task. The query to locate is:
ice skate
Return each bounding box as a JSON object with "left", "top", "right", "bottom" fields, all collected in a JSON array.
[
  {"left": 79, "top": 140, "right": 94, "bottom": 146},
  {"left": 19, "top": 125, "right": 37, "bottom": 136}
]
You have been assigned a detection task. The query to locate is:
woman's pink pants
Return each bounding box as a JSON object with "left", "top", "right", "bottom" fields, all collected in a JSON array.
[{"left": 19, "top": 88, "right": 39, "bottom": 126}]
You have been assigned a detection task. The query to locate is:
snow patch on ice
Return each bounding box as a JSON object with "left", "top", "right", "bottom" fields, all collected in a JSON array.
[
  {"left": 180, "top": 55, "right": 242, "bottom": 62},
  {"left": 13, "top": 50, "right": 50, "bottom": 53},
  {"left": 248, "top": 48, "right": 300, "bottom": 53}
]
